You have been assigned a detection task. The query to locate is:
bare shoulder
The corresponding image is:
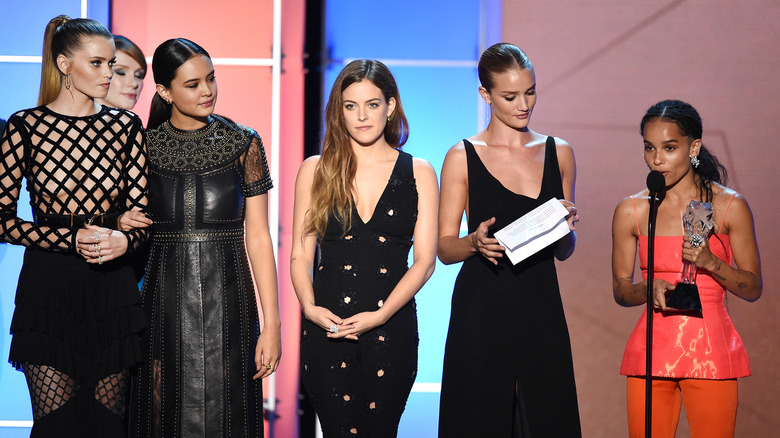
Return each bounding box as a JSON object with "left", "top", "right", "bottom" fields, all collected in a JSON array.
[
  {"left": 296, "top": 155, "right": 320, "bottom": 181},
  {"left": 614, "top": 190, "right": 647, "bottom": 217},
  {"left": 713, "top": 184, "right": 753, "bottom": 227},
  {"left": 412, "top": 156, "right": 437, "bottom": 176}
]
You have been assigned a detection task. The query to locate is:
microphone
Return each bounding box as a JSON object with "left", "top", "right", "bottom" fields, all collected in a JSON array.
[
  {"left": 646, "top": 170, "right": 665, "bottom": 196},
  {"left": 643, "top": 169, "right": 665, "bottom": 438}
]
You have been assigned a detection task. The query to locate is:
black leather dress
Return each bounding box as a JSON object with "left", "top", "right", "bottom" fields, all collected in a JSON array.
[{"left": 130, "top": 115, "right": 273, "bottom": 437}]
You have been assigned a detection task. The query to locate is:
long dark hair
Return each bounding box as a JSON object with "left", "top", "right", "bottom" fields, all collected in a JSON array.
[
  {"left": 38, "top": 15, "right": 113, "bottom": 106},
  {"left": 640, "top": 99, "right": 728, "bottom": 202},
  {"left": 148, "top": 38, "right": 210, "bottom": 129},
  {"left": 478, "top": 42, "right": 533, "bottom": 91},
  {"left": 305, "top": 59, "right": 409, "bottom": 238}
]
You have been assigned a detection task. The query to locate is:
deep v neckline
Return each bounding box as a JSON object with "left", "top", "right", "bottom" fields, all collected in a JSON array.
[
  {"left": 467, "top": 139, "right": 548, "bottom": 200},
  {"left": 354, "top": 152, "right": 402, "bottom": 225}
]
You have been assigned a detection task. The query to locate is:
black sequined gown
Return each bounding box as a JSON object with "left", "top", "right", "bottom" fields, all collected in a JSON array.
[
  {"left": 0, "top": 105, "right": 148, "bottom": 437},
  {"left": 300, "top": 151, "right": 419, "bottom": 438},
  {"left": 130, "top": 116, "right": 273, "bottom": 437},
  {"left": 438, "top": 138, "right": 581, "bottom": 437}
]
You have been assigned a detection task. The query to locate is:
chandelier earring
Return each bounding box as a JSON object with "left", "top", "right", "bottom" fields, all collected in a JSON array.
[{"left": 64, "top": 73, "right": 71, "bottom": 90}]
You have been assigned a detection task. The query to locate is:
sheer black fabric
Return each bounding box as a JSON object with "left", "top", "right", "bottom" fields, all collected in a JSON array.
[
  {"left": 0, "top": 105, "right": 149, "bottom": 252},
  {"left": 1, "top": 105, "right": 148, "bottom": 437}
]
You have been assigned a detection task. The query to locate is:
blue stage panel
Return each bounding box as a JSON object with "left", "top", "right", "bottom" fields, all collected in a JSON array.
[
  {"left": 325, "top": 0, "right": 482, "bottom": 61},
  {"left": 0, "top": 1, "right": 84, "bottom": 56}
]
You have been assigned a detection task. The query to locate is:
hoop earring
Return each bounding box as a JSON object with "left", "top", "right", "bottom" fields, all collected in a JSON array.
[
  {"left": 64, "top": 73, "right": 71, "bottom": 90},
  {"left": 690, "top": 155, "right": 700, "bottom": 168}
]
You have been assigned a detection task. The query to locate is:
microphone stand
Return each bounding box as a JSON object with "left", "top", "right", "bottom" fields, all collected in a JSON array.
[{"left": 645, "top": 178, "right": 663, "bottom": 438}]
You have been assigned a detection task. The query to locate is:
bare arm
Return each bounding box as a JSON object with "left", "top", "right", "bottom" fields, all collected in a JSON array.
[
  {"left": 437, "top": 142, "right": 504, "bottom": 265},
  {"left": 684, "top": 194, "right": 762, "bottom": 302},
  {"left": 245, "top": 193, "right": 281, "bottom": 379},
  {"left": 553, "top": 139, "right": 577, "bottom": 261},
  {"left": 611, "top": 196, "right": 676, "bottom": 309},
  {"left": 289, "top": 157, "right": 346, "bottom": 331}
]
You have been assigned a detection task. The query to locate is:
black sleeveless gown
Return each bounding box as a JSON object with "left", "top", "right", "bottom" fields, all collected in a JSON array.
[
  {"left": 300, "top": 150, "right": 419, "bottom": 438},
  {"left": 438, "top": 138, "right": 581, "bottom": 437}
]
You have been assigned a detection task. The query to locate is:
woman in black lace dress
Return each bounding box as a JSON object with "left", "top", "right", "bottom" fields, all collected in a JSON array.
[
  {"left": 128, "top": 38, "right": 281, "bottom": 437},
  {"left": 0, "top": 16, "right": 148, "bottom": 437},
  {"left": 291, "top": 60, "right": 439, "bottom": 437}
]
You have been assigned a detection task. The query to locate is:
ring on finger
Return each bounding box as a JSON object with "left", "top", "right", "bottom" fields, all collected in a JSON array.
[
  {"left": 96, "top": 243, "right": 101, "bottom": 253},
  {"left": 329, "top": 324, "right": 339, "bottom": 334},
  {"left": 98, "top": 256, "right": 103, "bottom": 265}
]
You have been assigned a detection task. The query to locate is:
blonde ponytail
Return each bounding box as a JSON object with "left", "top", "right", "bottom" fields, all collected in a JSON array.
[{"left": 38, "top": 15, "right": 70, "bottom": 106}]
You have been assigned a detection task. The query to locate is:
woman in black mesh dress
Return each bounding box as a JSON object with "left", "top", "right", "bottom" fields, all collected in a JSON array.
[
  {"left": 128, "top": 38, "right": 281, "bottom": 437},
  {"left": 291, "top": 60, "right": 439, "bottom": 437},
  {"left": 0, "top": 16, "right": 148, "bottom": 437}
]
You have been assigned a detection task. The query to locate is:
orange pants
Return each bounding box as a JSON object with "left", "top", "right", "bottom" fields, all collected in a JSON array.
[{"left": 626, "top": 377, "right": 738, "bottom": 438}]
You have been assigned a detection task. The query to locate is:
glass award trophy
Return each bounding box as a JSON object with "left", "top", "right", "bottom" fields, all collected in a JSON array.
[{"left": 666, "top": 200, "right": 714, "bottom": 312}]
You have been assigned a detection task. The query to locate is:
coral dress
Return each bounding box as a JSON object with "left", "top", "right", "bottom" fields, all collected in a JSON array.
[{"left": 620, "top": 195, "right": 750, "bottom": 379}]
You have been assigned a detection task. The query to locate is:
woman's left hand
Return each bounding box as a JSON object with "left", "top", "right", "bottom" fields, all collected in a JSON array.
[
  {"left": 560, "top": 200, "right": 579, "bottom": 231},
  {"left": 76, "top": 224, "right": 129, "bottom": 264},
  {"left": 329, "top": 311, "right": 386, "bottom": 341},
  {"left": 253, "top": 325, "right": 281, "bottom": 380},
  {"left": 682, "top": 236, "right": 717, "bottom": 271}
]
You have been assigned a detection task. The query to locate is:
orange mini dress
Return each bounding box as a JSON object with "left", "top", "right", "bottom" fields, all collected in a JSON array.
[{"left": 619, "top": 195, "right": 751, "bottom": 379}]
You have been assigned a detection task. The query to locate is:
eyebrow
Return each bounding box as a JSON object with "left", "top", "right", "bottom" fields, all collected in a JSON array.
[
  {"left": 343, "top": 97, "right": 381, "bottom": 103},
  {"left": 183, "top": 70, "right": 216, "bottom": 84}
]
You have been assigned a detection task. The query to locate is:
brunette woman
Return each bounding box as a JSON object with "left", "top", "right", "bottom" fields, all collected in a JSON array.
[
  {"left": 612, "top": 99, "right": 761, "bottom": 438},
  {"left": 129, "top": 38, "right": 281, "bottom": 437},
  {"left": 96, "top": 35, "right": 147, "bottom": 111},
  {"left": 437, "top": 43, "right": 581, "bottom": 437},
  {"left": 291, "top": 59, "right": 438, "bottom": 437}
]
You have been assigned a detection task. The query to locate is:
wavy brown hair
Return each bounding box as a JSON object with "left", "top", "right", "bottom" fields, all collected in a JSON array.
[{"left": 305, "top": 59, "right": 409, "bottom": 239}]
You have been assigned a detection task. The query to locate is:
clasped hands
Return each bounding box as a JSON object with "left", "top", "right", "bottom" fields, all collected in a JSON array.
[{"left": 305, "top": 305, "right": 385, "bottom": 341}]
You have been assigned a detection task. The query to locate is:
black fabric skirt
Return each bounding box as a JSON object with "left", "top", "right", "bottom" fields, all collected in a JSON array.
[{"left": 9, "top": 248, "right": 145, "bottom": 382}]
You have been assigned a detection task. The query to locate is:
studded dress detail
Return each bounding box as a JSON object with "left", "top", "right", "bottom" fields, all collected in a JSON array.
[
  {"left": 129, "top": 115, "right": 273, "bottom": 438},
  {"left": 300, "top": 151, "right": 419, "bottom": 438},
  {"left": 0, "top": 105, "right": 148, "bottom": 437},
  {"left": 438, "top": 138, "right": 582, "bottom": 437}
]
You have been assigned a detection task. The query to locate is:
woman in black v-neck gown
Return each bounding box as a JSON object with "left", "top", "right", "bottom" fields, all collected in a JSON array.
[
  {"left": 291, "top": 60, "right": 438, "bottom": 438},
  {"left": 437, "top": 43, "right": 581, "bottom": 437}
]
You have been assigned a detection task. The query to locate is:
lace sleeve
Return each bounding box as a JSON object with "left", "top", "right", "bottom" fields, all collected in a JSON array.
[
  {"left": 0, "top": 114, "right": 75, "bottom": 252},
  {"left": 242, "top": 134, "right": 273, "bottom": 197},
  {"left": 119, "top": 114, "right": 150, "bottom": 253}
]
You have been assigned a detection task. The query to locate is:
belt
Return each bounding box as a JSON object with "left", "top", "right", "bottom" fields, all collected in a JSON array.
[{"left": 34, "top": 212, "right": 121, "bottom": 229}]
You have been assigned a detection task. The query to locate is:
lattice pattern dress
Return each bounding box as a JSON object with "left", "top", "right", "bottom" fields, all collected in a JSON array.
[{"left": 0, "top": 105, "right": 148, "bottom": 437}]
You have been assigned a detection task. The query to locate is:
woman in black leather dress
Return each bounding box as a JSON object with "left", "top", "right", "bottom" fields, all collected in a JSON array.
[
  {"left": 291, "top": 60, "right": 439, "bottom": 437},
  {"left": 127, "top": 38, "right": 281, "bottom": 437},
  {"left": 1, "top": 16, "right": 148, "bottom": 436}
]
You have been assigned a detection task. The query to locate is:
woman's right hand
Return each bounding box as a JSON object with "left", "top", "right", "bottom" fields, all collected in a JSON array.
[
  {"left": 471, "top": 217, "right": 504, "bottom": 265},
  {"left": 117, "top": 211, "right": 152, "bottom": 232},
  {"left": 303, "top": 305, "right": 345, "bottom": 334},
  {"left": 650, "top": 278, "right": 676, "bottom": 311}
]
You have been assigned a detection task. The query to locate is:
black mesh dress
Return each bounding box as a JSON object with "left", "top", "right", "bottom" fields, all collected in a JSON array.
[
  {"left": 300, "top": 151, "right": 419, "bottom": 438},
  {"left": 130, "top": 115, "right": 273, "bottom": 437},
  {"left": 0, "top": 105, "right": 148, "bottom": 437}
]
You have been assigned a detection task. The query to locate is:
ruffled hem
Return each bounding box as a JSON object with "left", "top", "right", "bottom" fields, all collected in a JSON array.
[{"left": 8, "top": 249, "right": 145, "bottom": 381}]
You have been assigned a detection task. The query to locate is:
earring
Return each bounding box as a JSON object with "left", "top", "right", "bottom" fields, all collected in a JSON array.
[
  {"left": 387, "top": 115, "right": 392, "bottom": 122},
  {"left": 690, "top": 155, "right": 700, "bottom": 168},
  {"left": 64, "top": 73, "right": 71, "bottom": 90}
]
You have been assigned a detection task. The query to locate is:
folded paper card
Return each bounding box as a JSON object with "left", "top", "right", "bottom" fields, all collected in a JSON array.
[{"left": 494, "top": 198, "right": 570, "bottom": 265}]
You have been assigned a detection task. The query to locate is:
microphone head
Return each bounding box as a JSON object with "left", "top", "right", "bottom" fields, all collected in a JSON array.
[{"left": 646, "top": 170, "right": 665, "bottom": 193}]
